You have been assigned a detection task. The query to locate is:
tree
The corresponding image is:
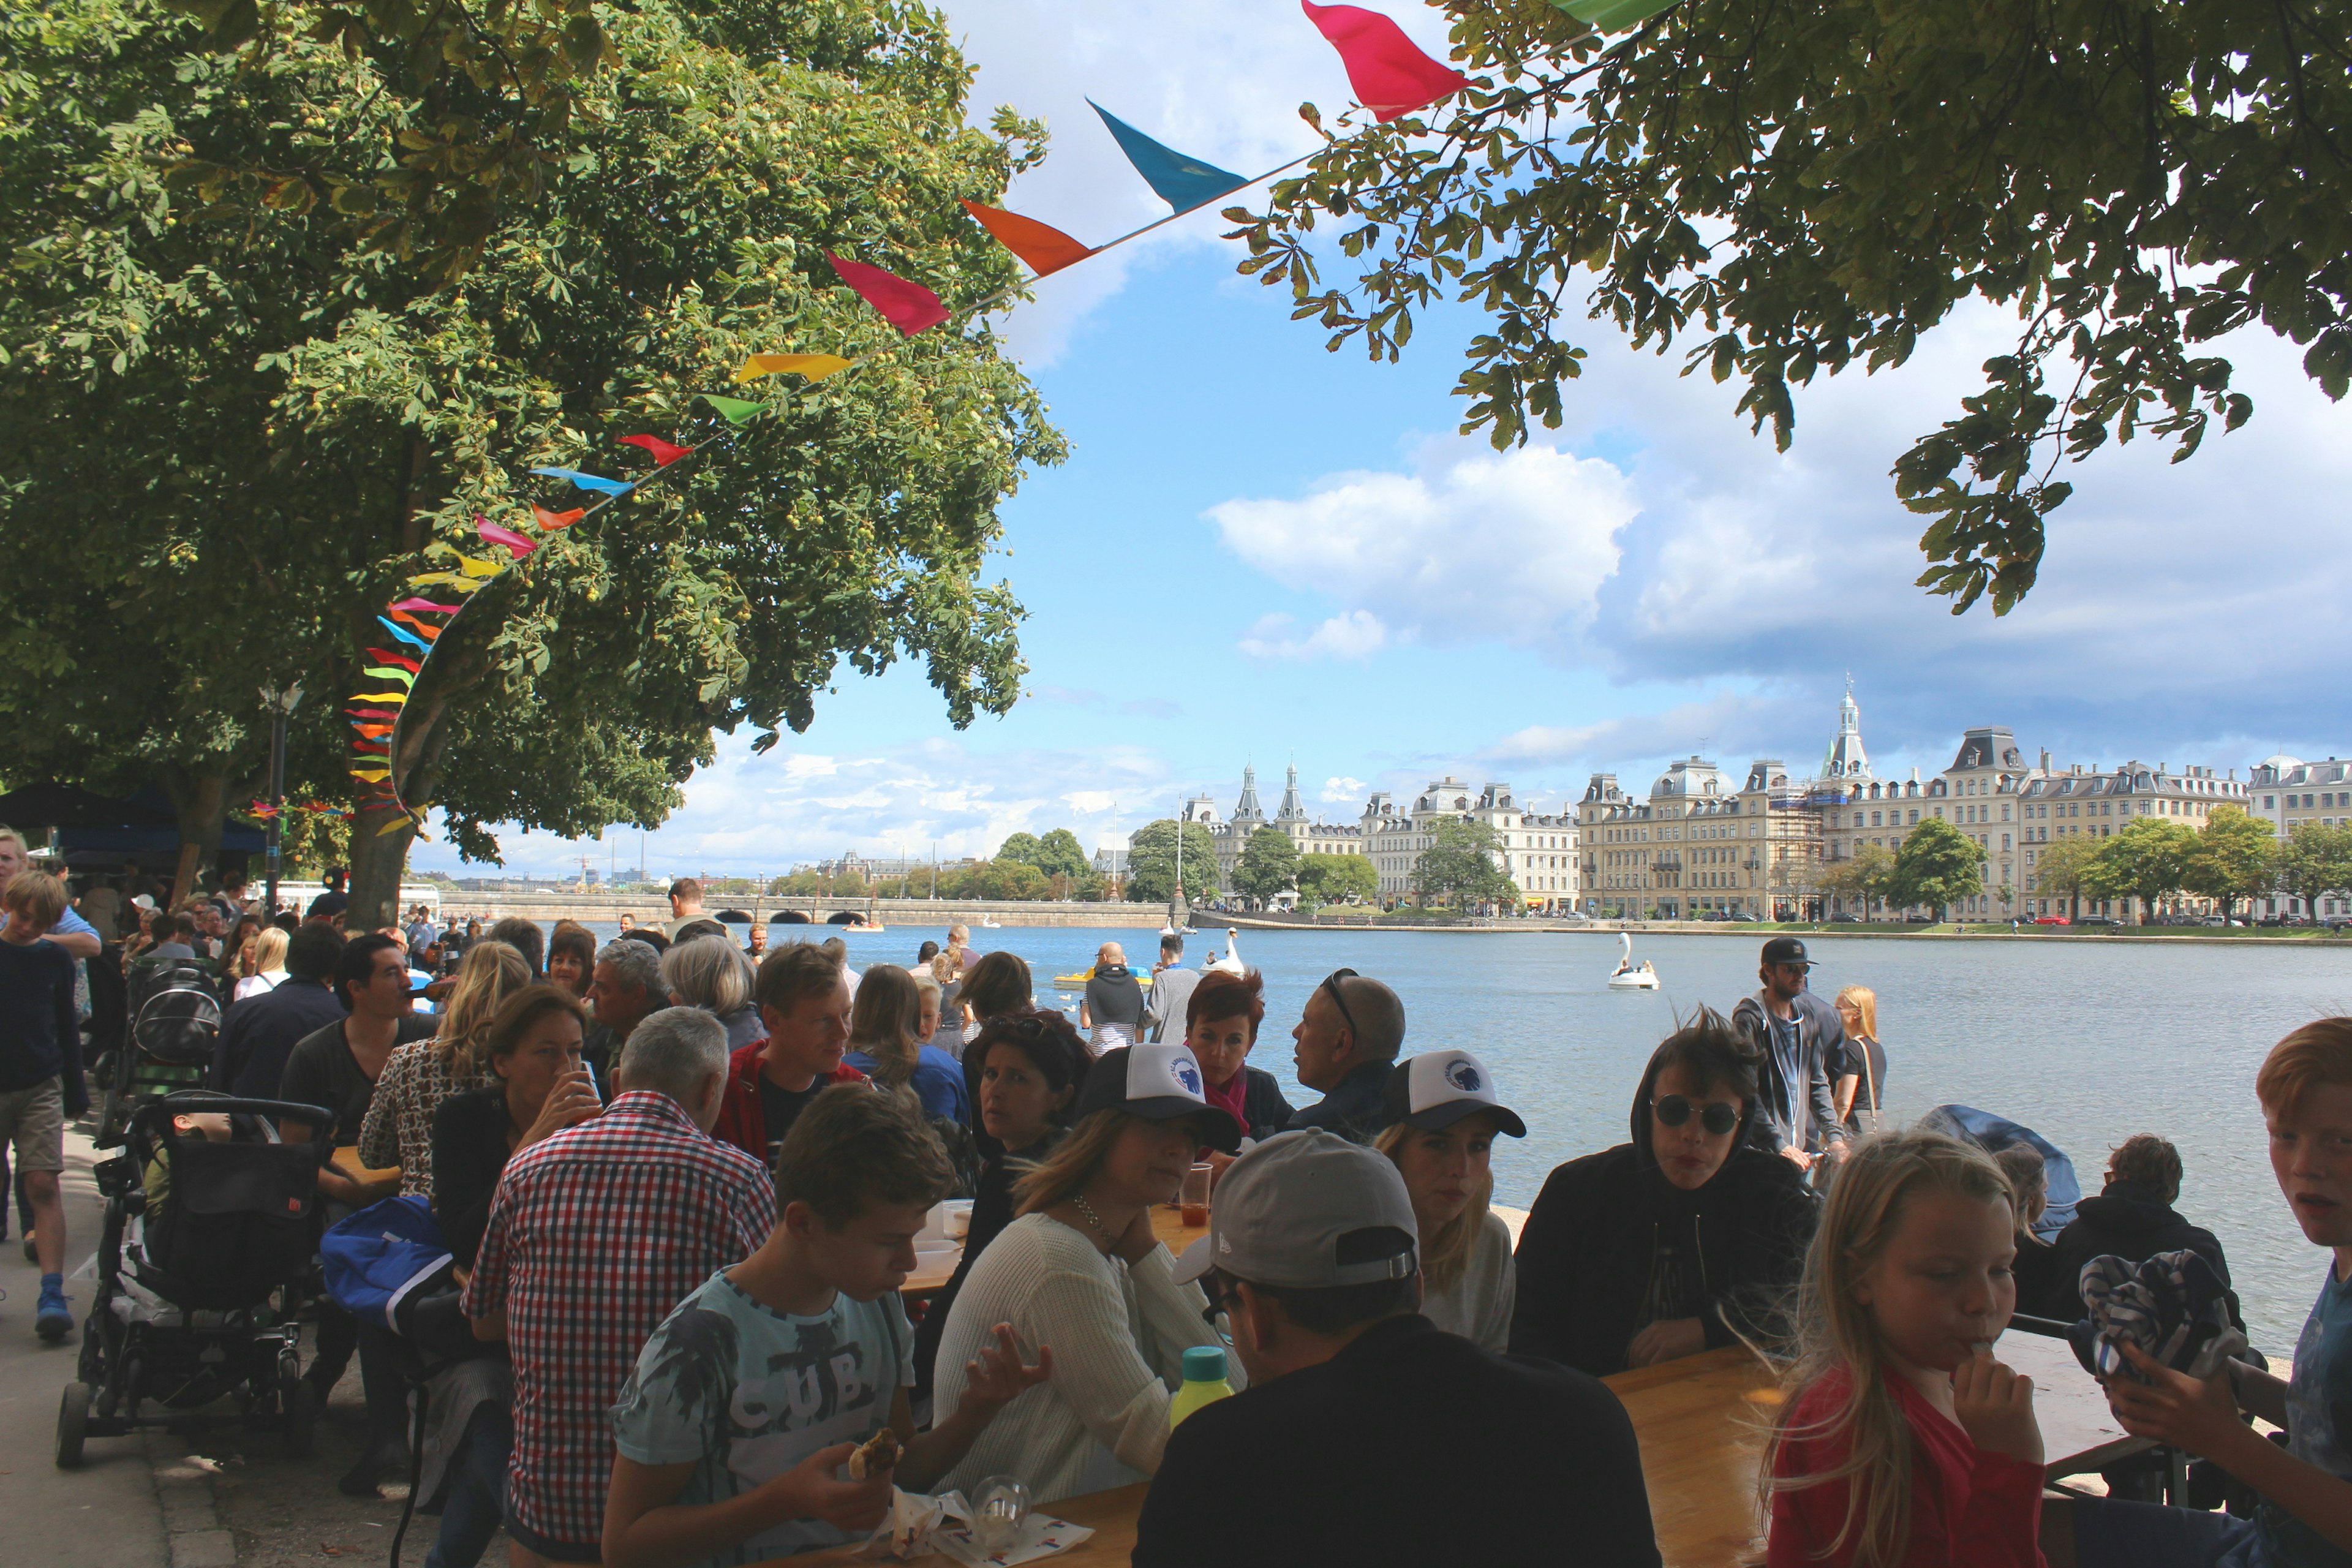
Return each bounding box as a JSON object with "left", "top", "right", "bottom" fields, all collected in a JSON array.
[
  {"left": 944, "top": 858, "right": 1049, "bottom": 902},
  {"left": 1819, "top": 844, "right": 1896, "bottom": 918},
  {"left": 1411, "top": 818, "right": 1519, "bottom": 910},
  {"left": 2032, "top": 836, "right": 2101, "bottom": 922},
  {"left": 2184, "top": 806, "right": 2280, "bottom": 921},
  {"left": 1888, "top": 818, "right": 1983, "bottom": 923},
  {"left": 1, "top": 0, "right": 1061, "bottom": 927},
  {"left": 1004, "top": 828, "right": 1091, "bottom": 884},
  {"left": 2086, "top": 818, "right": 2199, "bottom": 923},
  {"left": 1232, "top": 826, "right": 1303, "bottom": 906},
  {"left": 2282, "top": 823, "right": 2352, "bottom": 921},
  {"left": 996, "top": 833, "right": 1046, "bottom": 869},
  {"left": 1230, "top": 0, "right": 2350, "bottom": 616},
  {"left": 1297, "top": 852, "right": 1378, "bottom": 907},
  {"left": 1124, "top": 820, "right": 1219, "bottom": 905}
]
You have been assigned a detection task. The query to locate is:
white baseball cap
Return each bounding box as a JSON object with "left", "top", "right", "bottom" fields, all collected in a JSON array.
[
  {"left": 1172, "top": 1129, "right": 1419, "bottom": 1289},
  {"left": 1380, "top": 1049, "right": 1528, "bottom": 1137},
  {"left": 1071, "top": 1042, "right": 1242, "bottom": 1153}
]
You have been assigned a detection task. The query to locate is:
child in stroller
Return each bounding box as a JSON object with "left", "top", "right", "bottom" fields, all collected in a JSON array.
[{"left": 56, "top": 1091, "right": 331, "bottom": 1467}]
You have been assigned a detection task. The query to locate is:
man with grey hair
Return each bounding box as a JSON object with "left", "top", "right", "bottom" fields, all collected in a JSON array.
[
  {"left": 586, "top": 938, "right": 663, "bottom": 1081},
  {"left": 461, "top": 1005, "right": 771, "bottom": 1566},
  {"left": 1289, "top": 969, "right": 1408, "bottom": 1142}
]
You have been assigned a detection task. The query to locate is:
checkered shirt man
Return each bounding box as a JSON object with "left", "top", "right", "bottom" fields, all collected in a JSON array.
[{"left": 459, "top": 1088, "right": 773, "bottom": 1555}]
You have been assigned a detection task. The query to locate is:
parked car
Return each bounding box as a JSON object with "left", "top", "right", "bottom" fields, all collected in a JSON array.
[
  {"left": 2075, "top": 914, "right": 2120, "bottom": 927},
  {"left": 1730, "top": 912, "right": 1763, "bottom": 923},
  {"left": 1828, "top": 913, "right": 1861, "bottom": 924},
  {"left": 2033, "top": 915, "right": 2071, "bottom": 926}
]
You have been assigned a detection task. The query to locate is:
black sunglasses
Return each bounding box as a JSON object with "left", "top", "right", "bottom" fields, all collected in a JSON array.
[
  {"left": 1653, "top": 1095, "right": 1740, "bottom": 1136},
  {"left": 1319, "top": 968, "right": 1360, "bottom": 1038}
]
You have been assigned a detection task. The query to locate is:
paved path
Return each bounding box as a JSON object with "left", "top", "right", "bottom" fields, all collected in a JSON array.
[{"left": 0, "top": 1126, "right": 170, "bottom": 1567}]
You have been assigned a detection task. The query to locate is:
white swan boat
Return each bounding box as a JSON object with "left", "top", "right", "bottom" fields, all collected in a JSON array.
[
  {"left": 1608, "top": 931, "right": 1660, "bottom": 990},
  {"left": 1207, "top": 930, "right": 1246, "bottom": 976}
]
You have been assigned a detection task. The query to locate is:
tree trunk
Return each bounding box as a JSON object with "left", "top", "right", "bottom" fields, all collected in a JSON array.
[
  {"left": 347, "top": 804, "right": 415, "bottom": 933},
  {"left": 159, "top": 769, "right": 228, "bottom": 908}
]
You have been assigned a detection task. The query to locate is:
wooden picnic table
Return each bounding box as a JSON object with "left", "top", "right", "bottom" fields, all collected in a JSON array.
[{"left": 328, "top": 1145, "right": 401, "bottom": 1189}]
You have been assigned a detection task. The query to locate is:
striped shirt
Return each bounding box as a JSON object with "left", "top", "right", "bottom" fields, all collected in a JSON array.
[{"left": 459, "top": 1090, "right": 774, "bottom": 1550}]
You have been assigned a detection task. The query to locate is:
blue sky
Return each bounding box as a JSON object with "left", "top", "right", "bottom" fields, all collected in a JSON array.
[{"left": 415, "top": 0, "right": 2352, "bottom": 881}]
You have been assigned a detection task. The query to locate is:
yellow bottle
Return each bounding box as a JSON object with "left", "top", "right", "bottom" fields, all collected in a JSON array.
[{"left": 1169, "top": 1345, "right": 1234, "bottom": 1428}]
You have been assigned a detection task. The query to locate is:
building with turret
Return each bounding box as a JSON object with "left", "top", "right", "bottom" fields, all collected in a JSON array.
[{"left": 1193, "top": 764, "right": 1363, "bottom": 891}]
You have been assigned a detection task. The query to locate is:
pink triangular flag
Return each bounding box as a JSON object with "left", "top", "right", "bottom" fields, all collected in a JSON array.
[
  {"left": 391, "top": 598, "right": 462, "bottom": 614},
  {"left": 824, "top": 252, "right": 951, "bottom": 336},
  {"left": 1302, "top": 2, "right": 1468, "bottom": 122},
  {"left": 477, "top": 514, "right": 540, "bottom": 557}
]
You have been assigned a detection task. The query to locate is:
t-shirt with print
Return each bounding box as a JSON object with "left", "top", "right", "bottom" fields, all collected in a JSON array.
[
  {"left": 610, "top": 1270, "right": 915, "bottom": 1566},
  {"left": 2261, "top": 1264, "right": 2352, "bottom": 1568}
]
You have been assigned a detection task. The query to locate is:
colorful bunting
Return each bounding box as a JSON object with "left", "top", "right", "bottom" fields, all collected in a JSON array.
[
  {"left": 393, "top": 597, "right": 462, "bottom": 614},
  {"left": 530, "top": 466, "right": 635, "bottom": 496},
  {"left": 619, "top": 434, "right": 696, "bottom": 466},
  {"left": 386, "top": 609, "right": 442, "bottom": 639},
  {"left": 477, "top": 517, "right": 539, "bottom": 557},
  {"left": 734, "top": 354, "right": 853, "bottom": 385},
  {"left": 1089, "top": 101, "right": 1250, "bottom": 212},
  {"left": 365, "top": 649, "right": 422, "bottom": 671},
  {"left": 1301, "top": 2, "right": 1468, "bottom": 121},
  {"left": 701, "top": 394, "right": 767, "bottom": 424},
  {"left": 962, "top": 202, "right": 1096, "bottom": 278},
  {"left": 531, "top": 504, "right": 585, "bottom": 532},
  {"left": 362, "top": 665, "right": 416, "bottom": 686},
  {"left": 405, "top": 572, "right": 488, "bottom": 592},
  {"left": 376, "top": 617, "right": 430, "bottom": 651},
  {"left": 824, "top": 253, "right": 952, "bottom": 336},
  {"left": 1548, "top": 0, "right": 1681, "bottom": 31}
]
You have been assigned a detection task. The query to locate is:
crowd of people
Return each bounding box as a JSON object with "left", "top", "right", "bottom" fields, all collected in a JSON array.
[{"left": 9, "top": 843, "right": 2352, "bottom": 1566}]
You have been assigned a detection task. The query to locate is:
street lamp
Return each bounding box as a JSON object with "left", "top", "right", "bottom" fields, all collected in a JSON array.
[{"left": 257, "top": 684, "right": 304, "bottom": 915}]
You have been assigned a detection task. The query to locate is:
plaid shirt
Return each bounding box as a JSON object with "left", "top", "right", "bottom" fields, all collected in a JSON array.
[{"left": 459, "top": 1090, "right": 773, "bottom": 1548}]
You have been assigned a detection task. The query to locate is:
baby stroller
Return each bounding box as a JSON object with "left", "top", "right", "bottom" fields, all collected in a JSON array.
[
  {"left": 58, "top": 1093, "right": 330, "bottom": 1466},
  {"left": 96, "top": 958, "right": 222, "bottom": 1148}
]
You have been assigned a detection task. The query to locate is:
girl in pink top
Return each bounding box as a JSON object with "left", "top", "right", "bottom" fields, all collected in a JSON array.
[{"left": 1766, "top": 1129, "right": 2048, "bottom": 1567}]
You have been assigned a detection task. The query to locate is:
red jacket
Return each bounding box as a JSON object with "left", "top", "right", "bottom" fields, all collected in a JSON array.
[
  {"left": 1768, "top": 1365, "right": 2044, "bottom": 1568},
  {"left": 710, "top": 1039, "right": 867, "bottom": 1162}
]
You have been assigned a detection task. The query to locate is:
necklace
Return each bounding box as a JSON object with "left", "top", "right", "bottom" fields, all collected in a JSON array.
[{"left": 1068, "top": 1193, "right": 1115, "bottom": 1251}]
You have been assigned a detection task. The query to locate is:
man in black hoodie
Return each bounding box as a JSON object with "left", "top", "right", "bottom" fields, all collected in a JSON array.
[
  {"left": 1728, "top": 935, "right": 1849, "bottom": 1172},
  {"left": 2043, "top": 1133, "right": 2240, "bottom": 1323},
  {"left": 1508, "top": 1011, "right": 1817, "bottom": 1377}
]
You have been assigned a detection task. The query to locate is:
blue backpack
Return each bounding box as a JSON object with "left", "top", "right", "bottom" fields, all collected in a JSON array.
[{"left": 322, "top": 1196, "right": 454, "bottom": 1330}]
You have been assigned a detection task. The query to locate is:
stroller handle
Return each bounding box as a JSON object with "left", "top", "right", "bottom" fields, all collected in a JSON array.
[{"left": 127, "top": 1093, "right": 337, "bottom": 1139}]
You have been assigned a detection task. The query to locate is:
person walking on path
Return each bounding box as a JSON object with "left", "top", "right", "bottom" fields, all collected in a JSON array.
[
  {"left": 1730, "top": 937, "right": 1850, "bottom": 1174},
  {"left": 1078, "top": 942, "right": 1145, "bottom": 1053},
  {"left": 0, "top": 871, "right": 86, "bottom": 1338}
]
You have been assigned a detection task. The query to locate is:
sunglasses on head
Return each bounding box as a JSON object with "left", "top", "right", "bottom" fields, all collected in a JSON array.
[
  {"left": 1319, "top": 968, "right": 1360, "bottom": 1038},
  {"left": 1653, "top": 1095, "right": 1740, "bottom": 1136}
]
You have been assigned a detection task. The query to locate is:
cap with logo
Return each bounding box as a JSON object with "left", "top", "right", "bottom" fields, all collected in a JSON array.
[
  {"left": 1071, "top": 1042, "right": 1242, "bottom": 1153},
  {"left": 1761, "top": 935, "right": 1815, "bottom": 968},
  {"left": 1379, "top": 1049, "right": 1527, "bottom": 1138},
  {"left": 1172, "top": 1129, "right": 1418, "bottom": 1289}
]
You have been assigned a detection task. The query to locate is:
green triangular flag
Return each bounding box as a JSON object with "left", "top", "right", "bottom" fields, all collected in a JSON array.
[
  {"left": 700, "top": 394, "right": 766, "bottom": 424},
  {"left": 1550, "top": 0, "right": 1679, "bottom": 31}
]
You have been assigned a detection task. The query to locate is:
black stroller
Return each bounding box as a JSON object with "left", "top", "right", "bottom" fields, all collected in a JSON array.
[
  {"left": 96, "top": 957, "right": 222, "bottom": 1148},
  {"left": 57, "top": 1093, "right": 330, "bottom": 1466}
]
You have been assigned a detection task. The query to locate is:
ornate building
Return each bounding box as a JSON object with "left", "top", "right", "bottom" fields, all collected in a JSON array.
[
  {"left": 1577, "top": 756, "right": 1812, "bottom": 919},
  {"left": 1186, "top": 764, "right": 1363, "bottom": 891},
  {"left": 1360, "top": 780, "right": 1579, "bottom": 908}
]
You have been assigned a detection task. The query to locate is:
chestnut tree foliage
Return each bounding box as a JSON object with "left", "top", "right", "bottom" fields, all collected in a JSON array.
[{"left": 1227, "top": 0, "right": 2352, "bottom": 614}]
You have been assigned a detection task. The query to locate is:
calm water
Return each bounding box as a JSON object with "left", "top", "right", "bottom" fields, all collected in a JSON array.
[{"left": 571, "top": 921, "right": 2352, "bottom": 1349}]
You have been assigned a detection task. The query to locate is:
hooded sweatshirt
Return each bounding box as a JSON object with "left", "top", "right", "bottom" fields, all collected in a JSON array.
[
  {"left": 1082, "top": 964, "right": 1146, "bottom": 1031},
  {"left": 1508, "top": 1044, "right": 1817, "bottom": 1377},
  {"left": 1730, "top": 989, "right": 1847, "bottom": 1159},
  {"left": 2042, "top": 1178, "right": 2238, "bottom": 1324}
]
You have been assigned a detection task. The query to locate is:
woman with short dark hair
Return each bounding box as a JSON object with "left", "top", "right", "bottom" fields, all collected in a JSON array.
[
  {"left": 956, "top": 949, "right": 1033, "bottom": 1030},
  {"left": 1509, "top": 1010, "right": 1815, "bottom": 1376},
  {"left": 1182, "top": 970, "right": 1291, "bottom": 1142}
]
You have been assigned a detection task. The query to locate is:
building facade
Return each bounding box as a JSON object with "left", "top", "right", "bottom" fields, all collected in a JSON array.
[
  {"left": 1184, "top": 764, "right": 1365, "bottom": 894},
  {"left": 1360, "top": 778, "right": 1579, "bottom": 909},
  {"left": 1577, "top": 756, "right": 1813, "bottom": 920},
  {"left": 2247, "top": 755, "right": 2352, "bottom": 919}
]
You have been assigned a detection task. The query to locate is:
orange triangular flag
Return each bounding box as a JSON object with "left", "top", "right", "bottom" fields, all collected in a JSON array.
[
  {"left": 962, "top": 202, "right": 1096, "bottom": 279},
  {"left": 533, "top": 503, "right": 585, "bottom": 532}
]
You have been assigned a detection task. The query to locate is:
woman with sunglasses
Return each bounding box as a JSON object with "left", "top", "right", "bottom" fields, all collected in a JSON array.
[
  {"left": 1507, "top": 1009, "right": 1815, "bottom": 1377},
  {"left": 1373, "top": 1049, "right": 1526, "bottom": 1352}
]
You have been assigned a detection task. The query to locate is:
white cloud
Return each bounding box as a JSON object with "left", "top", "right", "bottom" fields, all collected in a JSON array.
[
  {"left": 1237, "top": 608, "right": 1389, "bottom": 661},
  {"left": 1210, "top": 440, "right": 1637, "bottom": 655},
  {"left": 1320, "top": 774, "right": 1368, "bottom": 802}
]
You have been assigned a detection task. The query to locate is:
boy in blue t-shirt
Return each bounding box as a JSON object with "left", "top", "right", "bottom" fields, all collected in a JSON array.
[
  {"left": 2071, "top": 1017, "right": 2352, "bottom": 1566},
  {"left": 603, "top": 1085, "right": 1051, "bottom": 1568},
  {"left": 0, "top": 870, "right": 86, "bottom": 1338}
]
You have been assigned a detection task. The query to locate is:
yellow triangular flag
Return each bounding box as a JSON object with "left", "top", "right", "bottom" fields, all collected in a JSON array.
[
  {"left": 456, "top": 554, "right": 503, "bottom": 578},
  {"left": 734, "top": 353, "right": 852, "bottom": 385}
]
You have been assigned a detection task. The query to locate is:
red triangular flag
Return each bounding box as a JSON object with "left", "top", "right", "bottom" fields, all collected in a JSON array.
[
  {"left": 619, "top": 434, "right": 694, "bottom": 466},
  {"left": 961, "top": 202, "right": 1096, "bottom": 279},
  {"left": 1302, "top": 2, "right": 1468, "bottom": 122},
  {"left": 824, "top": 252, "right": 951, "bottom": 336}
]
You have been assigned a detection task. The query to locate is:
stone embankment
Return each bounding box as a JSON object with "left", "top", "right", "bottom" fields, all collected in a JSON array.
[{"left": 426, "top": 893, "right": 1170, "bottom": 928}]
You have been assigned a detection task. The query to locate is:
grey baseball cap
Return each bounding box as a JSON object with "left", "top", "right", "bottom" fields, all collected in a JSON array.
[{"left": 1171, "top": 1129, "right": 1418, "bottom": 1290}]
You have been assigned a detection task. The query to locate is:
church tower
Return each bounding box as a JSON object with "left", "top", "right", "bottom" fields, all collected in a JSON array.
[{"left": 1821, "top": 679, "right": 1873, "bottom": 783}]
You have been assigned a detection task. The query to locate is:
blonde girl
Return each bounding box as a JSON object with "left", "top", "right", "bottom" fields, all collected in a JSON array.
[
  {"left": 355, "top": 939, "right": 531, "bottom": 1200},
  {"left": 1373, "top": 1048, "right": 1525, "bottom": 1352},
  {"left": 1833, "top": 985, "right": 1887, "bottom": 1134},
  {"left": 233, "top": 927, "right": 292, "bottom": 1001},
  {"left": 1765, "top": 1128, "right": 2046, "bottom": 1567}
]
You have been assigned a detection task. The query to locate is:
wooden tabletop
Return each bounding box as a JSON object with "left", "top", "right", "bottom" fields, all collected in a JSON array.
[
  {"left": 794, "top": 1480, "right": 1148, "bottom": 1566},
  {"left": 1603, "top": 1345, "right": 1776, "bottom": 1567},
  {"left": 328, "top": 1145, "right": 401, "bottom": 1188}
]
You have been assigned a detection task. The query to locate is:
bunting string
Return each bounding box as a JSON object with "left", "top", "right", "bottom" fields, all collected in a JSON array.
[{"left": 352, "top": 0, "right": 1675, "bottom": 831}]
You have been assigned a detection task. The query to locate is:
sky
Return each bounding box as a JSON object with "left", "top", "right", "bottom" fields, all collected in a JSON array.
[{"left": 415, "top": 0, "right": 2352, "bottom": 883}]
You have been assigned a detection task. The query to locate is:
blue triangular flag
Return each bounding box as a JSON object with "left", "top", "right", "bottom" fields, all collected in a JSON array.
[
  {"left": 375, "top": 616, "right": 430, "bottom": 652},
  {"left": 529, "top": 467, "right": 635, "bottom": 496},
  {"left": 1088, "top": 101, "right": 1250, "bottom": 213}
]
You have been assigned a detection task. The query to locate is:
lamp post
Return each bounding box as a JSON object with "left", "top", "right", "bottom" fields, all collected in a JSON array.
[{"left": 257, "top": 684, "right": 304, "bottom": 916}]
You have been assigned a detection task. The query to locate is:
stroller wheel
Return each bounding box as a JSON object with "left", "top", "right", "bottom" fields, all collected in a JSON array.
[
  {"left": 56, "top": 1382, "right": 93, "bottom": 1468},
  {"left": 281, "top": 1362, "right": 317, "bottom": 1457}
]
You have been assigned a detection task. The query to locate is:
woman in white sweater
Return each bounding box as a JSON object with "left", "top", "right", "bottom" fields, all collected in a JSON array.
[
  {"left": 932, "top": 1042, "right": 1243, "bottom": 1502},
  {"left": 1371, "top": 1048, "right": 1528, "bottom": 1352}
]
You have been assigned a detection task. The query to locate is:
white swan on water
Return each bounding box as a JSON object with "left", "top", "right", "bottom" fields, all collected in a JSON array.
[{"left": 1208, "top": 929, "right": 1246, "bottom": 976}]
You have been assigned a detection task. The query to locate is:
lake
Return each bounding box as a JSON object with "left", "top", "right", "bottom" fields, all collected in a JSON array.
[{"left": 571, "top": 919, "right": 2352, "bottom": 1349}]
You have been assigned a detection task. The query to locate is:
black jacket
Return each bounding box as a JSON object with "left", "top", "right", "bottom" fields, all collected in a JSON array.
[
  {"left": 2043, "top": 1180, "right": 2239, "bottom": 1325},
  {"left": 1509, "top": 1046, "right": 1816, "bottom": 1377},
  {"left": 214, "top": 978, "right": 347, "bottom": 1098},
  {"left": 431, "top": 1085, "right": 515, "bottom": 1270},
  {"left": 1136, "top": 1314, "right": 1660, "bottom": 1568},
  {"left": 1730, "top": 989, "right": 1847, "bottom": 1157},
  {"left": 1082, "top": 965, "right": 1145, "bottom": 1029},
  {"left": 1289, "top": 1060, "right": 1393, "bottom": 1143},
  {"left": 1223, "top": 1064, "right": 1294, "bottom": 1142}
]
